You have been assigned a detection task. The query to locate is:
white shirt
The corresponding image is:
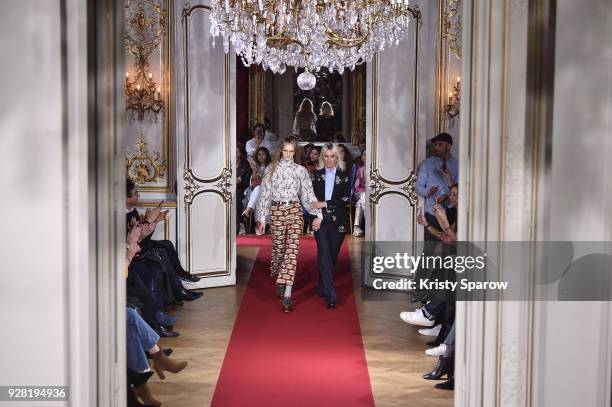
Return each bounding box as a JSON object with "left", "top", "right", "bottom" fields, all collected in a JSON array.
[{"left": 245, "top": 137, "right": 273, "bottom": 157}]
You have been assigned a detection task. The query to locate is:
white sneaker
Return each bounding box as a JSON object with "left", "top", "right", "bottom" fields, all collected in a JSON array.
[
  {"left": 239, "top": 223, "right": 246, "bottom": 235},
  {"left": 353, "top": 227, "right": 364, "bottom": 237},
  {"left": 418, "top": 324, "right": 442, "bottom": 336},
  {"left": 425, "top": 343, "right": 447, "bottom": 356},
  {"left": 399, "top": 310, "right": 435, "bottom": 327}
]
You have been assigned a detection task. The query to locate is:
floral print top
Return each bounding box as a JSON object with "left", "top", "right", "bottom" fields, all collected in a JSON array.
[{"left": 256, "top": 158, "right": 322, "bottom": 223}]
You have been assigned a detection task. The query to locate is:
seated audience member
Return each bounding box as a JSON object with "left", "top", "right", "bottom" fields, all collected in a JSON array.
[
  {"left": 301, "top": 143, "right": 315, "bottom": 165},
  {"left": 303, "top": 146, "right": 321, "bottom": 175},
  {"left": 422, "top": 321, "right": 455, "bottom": 390},
  {"left": 126, "top": 307, "right": 188, "bottom": 406},
  {"left": 415, "top": 133, "right": 458, "bottom": 241},
  {"left": 236, "top": 146, "right": 252, "bottom": 235},
  {"left": 353, "top": 149, "right": 366, "bottom": 236},
  {"left": 126, "top": 179, "right": 203, "bottom": 303},
  {"left": 402, "top": 184, "right": 459, "bottom": 391},
  {"left": 127, "top": 179, "right": 200, "bottom": 282},
  {"left": 337, "top": 144, "right": 355, "bottom": 199},
  {"left": 245, "top": 123, "right": 273, "bottom": 158},
  {"left": 126, "top": 227, "right": 179, "bottom": 337},
  {"left": 242, "top": 147, "right": 271, "bottom": 234},
  {"left": 415, "top": 185, "right": 458, "bottom": 241}
]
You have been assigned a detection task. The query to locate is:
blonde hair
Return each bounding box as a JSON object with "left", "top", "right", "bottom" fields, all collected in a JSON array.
[
  {"left": 319, "top": 101, "right": 335, "bottom": 117},
  {"left": 317, "top": 143, "right": 346, "bottom": 171},
  {"left": 269, "top": 136, "right": 298, "bottom": 178},
  {"left": 298, "top": 98, "right": 314, "bottom": 114}
]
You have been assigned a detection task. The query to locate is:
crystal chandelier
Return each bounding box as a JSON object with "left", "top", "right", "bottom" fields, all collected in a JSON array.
[{"left": 209, "top": 0, "right": 420, "bottom": 88}]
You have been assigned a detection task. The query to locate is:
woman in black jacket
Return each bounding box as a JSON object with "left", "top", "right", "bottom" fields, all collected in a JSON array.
[{"left": 309, "top": 143, "right": 352, "bottom": 309}]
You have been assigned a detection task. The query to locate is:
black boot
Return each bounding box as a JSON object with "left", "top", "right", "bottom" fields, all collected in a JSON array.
[{"left": 423, "top": 356, "right": 453, "bottom": 380}]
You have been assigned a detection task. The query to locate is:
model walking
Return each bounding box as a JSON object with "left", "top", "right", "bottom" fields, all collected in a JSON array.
[
  {"left": 309, "top": 143, "right": 351, "bottom": 309},
  {"left": 256, "top": 137, "right": 322, "bottom": 312}
]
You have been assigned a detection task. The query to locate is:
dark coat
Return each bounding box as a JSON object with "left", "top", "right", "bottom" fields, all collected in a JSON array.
[{"left": 311, "top": 167, "right": 351, "bottom": 234}]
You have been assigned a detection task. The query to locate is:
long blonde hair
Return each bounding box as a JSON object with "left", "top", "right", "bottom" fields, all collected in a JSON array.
[
  {"left": 298, "top": 98, "right": 315, "bottom": 114},
  {"left": 317, "top": 143, "right": 346, "bottom": 171},
  {"left": 319, "top": 101, "right": 335, "bottom": 117},
  {"left": 269, "top": 136, "right": 298, "bottom": 178},
  {"left": 293, "top": 98, "right": 317, "bottom": 139}
]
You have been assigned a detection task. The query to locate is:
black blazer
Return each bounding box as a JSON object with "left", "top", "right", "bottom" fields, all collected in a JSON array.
[{"left": 311, "top": 167, "right": 351, "bottom": 234}]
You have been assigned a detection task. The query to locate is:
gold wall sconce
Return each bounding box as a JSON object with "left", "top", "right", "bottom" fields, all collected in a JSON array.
[
  {"left": 125, "top": 0, "right": 166, "bottom": 121},
  {"left": 125, "top": 59, "right": 163, "bottom": 121},
  {"left": 444, "top": 76, "right": 461, "bottom": 126}
]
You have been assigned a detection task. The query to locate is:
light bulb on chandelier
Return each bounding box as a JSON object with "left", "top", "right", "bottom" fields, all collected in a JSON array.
[{"left": 297, "top": 70, "right": 316, "bottom": 91}]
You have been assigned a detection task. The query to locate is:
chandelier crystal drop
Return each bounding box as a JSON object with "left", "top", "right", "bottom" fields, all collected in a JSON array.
[{"left": 209, "top": 0, "right": 420, "bottom": 77}]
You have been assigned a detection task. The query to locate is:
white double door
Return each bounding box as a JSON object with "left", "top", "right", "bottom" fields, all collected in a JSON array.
[{"left": 174, "top": 1, "right": 236, "bottom": 288}]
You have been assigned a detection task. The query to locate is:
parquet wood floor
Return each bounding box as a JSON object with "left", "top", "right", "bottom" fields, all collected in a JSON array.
[{"left": 149, "top": 238, "right": 454, "bottom": 406}]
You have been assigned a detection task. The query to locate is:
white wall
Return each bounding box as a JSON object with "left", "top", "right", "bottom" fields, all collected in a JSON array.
[
  {"left": 0, "top": 2, "right": 68, "bottom": 405},
  {"left": 457, "top": 0, "right": 612, "bottom": 405},
  {"left": 0, "top": 1, "right": 124, "bottom": 406},
  {"left": 533, "top": 0, "right": 612, "bottom": 405}
]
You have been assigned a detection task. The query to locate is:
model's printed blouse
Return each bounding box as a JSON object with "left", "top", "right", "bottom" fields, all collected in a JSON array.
[{"left": 256, "top": 158, "right": 322, "bottom": 223}]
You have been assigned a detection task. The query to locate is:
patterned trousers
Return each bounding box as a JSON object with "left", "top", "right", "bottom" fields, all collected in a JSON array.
[{"left": 270, "top": 201, "right": 303, "bottom": 286}]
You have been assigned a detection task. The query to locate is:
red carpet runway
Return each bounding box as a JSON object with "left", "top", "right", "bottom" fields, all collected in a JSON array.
[{"left": 211, "top": 235, "right": 375, "bottom": 407}]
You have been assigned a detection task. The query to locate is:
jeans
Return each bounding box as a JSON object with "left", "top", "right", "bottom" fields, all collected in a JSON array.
[{"left": 126, "top": 308, "right": 160, "bottom": 372}]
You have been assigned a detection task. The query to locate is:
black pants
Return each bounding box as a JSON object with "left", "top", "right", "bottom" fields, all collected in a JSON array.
[
  {"left": 131, "top": 250, "right": 180, "bottom": 307},
  {"left": 126, "top": 270, "right": 160, "bottom": 327},
  {"left": 141, "top": 239, "right": 188, "bottom": 278},
  {"left": 314, "top": 221, "right": 345, "bottom": 304}
]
